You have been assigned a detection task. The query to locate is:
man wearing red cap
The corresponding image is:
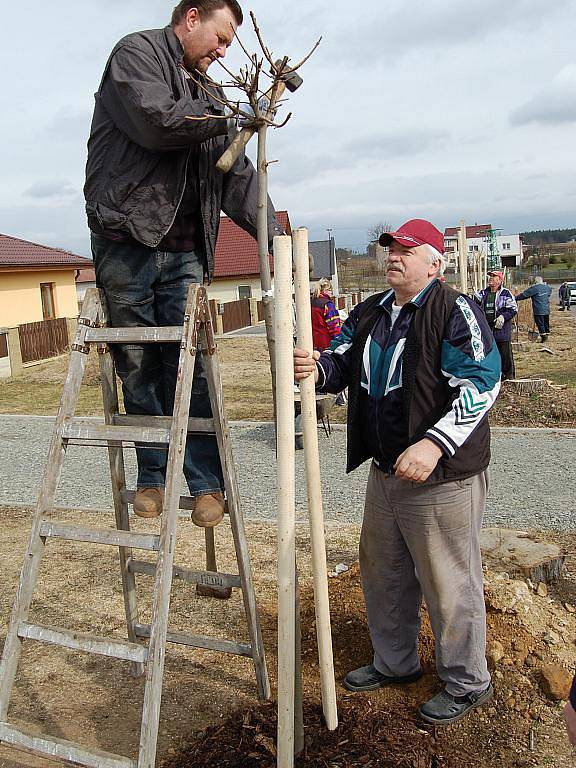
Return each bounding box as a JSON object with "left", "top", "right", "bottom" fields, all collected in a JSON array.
[
  {"left": 474, "top": 270, "right": 518, "bottom": 380},
  {"left": 294, "top": 219, "right": 502, "bottom": 725}
]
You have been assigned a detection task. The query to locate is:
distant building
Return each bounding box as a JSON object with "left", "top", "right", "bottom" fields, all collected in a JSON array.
[
  {"left": 444, "top": 224, "right": 523, "bottom": 270},
  {"left": 0, "top": 233, "right": 92, "bottom": 327},
  {"left": 208, "top": 211, "right": 291, "bottom": 302},
  {"left": 308, "top": 237, "right": 339, "bottom": 294}
]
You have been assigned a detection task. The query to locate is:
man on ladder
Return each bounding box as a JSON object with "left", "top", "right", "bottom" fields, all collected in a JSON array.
[{"left": 84, "top": 0, "right": 283, "bottom": 525}]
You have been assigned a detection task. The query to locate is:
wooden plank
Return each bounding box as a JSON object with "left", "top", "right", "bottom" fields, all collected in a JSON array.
[
  {"left": 221, "top": 298, "right": 252, "bottom": 333},
  {"left": 138, "top": 284, "right": 200, "bottom": 767},
  {"left": 18, "top": 622, "right": 147, "bottom": 664},
  {"left": 39, "top": 521, "right": 160, "bottom": 551},
  {"left": 61, "top": 422, "right": 170, "bottom": 445},
  {"left": 202, "top": 326, "right": 271, "bottom": 700},
  {"left": 18, "top": 318, "right": 69, "bottom": 364},
  {"left": 113, "top": 415, "right": 215, "bottom": 434},
  {"left": 85, "top": 327, "right": 182, "bottom": 344},
  {"left": 98, "top": 326, "right": 144, "bottom": 678},
  {"left": 129, "top": 559, "right": 241, "bottom": 589},
  {"left": 0, "top": 722, "right": 136, "bottom": 768},
  {"left": 134, "top": 624, "right": 252, "bottom": 657}
]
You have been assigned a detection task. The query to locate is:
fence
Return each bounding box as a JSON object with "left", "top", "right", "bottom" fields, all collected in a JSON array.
[
  {"left": 18, "top": 317, "right": 70, "bottom": 364},
  {"left": 221, "top": 298, "right": 252, "bottom": 333}
]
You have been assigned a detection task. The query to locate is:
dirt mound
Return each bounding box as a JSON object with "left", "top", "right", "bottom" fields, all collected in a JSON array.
[
  {"left": 491, "top": 380, "right": 576, "bottom": 427},
  {"left": 162, "top": 698, "right": 461, "bottom": 768},
  {"left": 163, "top": 560, "right": 575, "bottom": 768}
]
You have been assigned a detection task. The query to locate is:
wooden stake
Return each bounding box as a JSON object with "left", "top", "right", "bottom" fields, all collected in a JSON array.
[
  {"left": 274, "top": 234, "right": 296, "bottom": 768},
  {"left": 256, "top": 124, "right": 277, "bottom": 418},
  {"left": 293, "top": 227, "right": 338, "bottom": 731}
]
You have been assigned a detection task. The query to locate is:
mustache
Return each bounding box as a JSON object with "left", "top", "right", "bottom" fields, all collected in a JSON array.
[{"left": 386, "top": 265, "right": 404, "bottom": 273}]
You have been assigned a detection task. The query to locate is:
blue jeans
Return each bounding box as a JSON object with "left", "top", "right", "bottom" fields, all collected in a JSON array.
[{"left": 91, "top": 234, "right": 224, "bottom": 496}]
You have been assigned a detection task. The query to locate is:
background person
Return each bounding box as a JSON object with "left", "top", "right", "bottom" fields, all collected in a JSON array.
[
  {"left": 559, "top": 281, "right": 572, "bottom": 311},
  {"left": 294, "top": 219, "right": 501, "bottom": 726},
  {"left": 474, "top": 270, "right": 518, "bottom": 380},
  {"left": 84, "top": 0, "right": 283, "bottom": 526},
  {"left": 310, "top": 278, "right": 342, "bottom": 351},
  {"left": 515, "top": 276, "right": 552, "bottom": 342}
]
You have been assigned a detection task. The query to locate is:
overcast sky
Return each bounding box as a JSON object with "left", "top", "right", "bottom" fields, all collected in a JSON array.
[{"left": 1, "top": 0, "right": 576, "bottom": 256}]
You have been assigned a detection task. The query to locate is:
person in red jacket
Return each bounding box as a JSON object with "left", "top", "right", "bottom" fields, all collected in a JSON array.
[{"left": 311, "top": 278, "right": 342, "bottom": 351}]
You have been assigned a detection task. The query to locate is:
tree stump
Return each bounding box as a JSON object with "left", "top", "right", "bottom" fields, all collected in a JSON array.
[
  {"left": 504, "top": 378, "right": 546, "bottom": 394},
  {"left": 481, "top": 528, "right": 565, "bottom": 583}
]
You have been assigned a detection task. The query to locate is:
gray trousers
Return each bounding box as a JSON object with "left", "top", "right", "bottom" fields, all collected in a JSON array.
[{"left": 360, "top": 464, "right": 491, "bottom": 697}]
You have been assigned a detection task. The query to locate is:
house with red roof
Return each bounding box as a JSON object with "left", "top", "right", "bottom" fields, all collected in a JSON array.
[
  {"left": 207, "top": 211, "right": 291, "bottom": 301},
  {"left": 0, "top": 233, "right": 92, "bottom": 327}
]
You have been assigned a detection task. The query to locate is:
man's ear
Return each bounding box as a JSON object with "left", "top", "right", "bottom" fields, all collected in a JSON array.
[{"left": 185, "top": 7, "right": 200, "bottom": 29}]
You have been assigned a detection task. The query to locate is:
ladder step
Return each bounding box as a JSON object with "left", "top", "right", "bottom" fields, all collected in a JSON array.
[
  {"left": 39, "top": 521, "right": 160, "bottom": 551},
  {"left": 85, "top": 326, "right": 183, "bottom": 344},
  {"left": 135, "top": 624, "right": 252, "bottom": 658},
  {"left": 129, "top": 559, "right": 241, "bottom": 589},
  {"left": 18, "top": 622, "right": 148, "bottom": 663},
  {"left": 0, "top": 722, "right": 136, "bottom": 768},
  {"left": 113, "top": 414, "right": 216, "bottom": 434},
  {"left": 61, "top": 421, "right": 170, "bottom": 445}
]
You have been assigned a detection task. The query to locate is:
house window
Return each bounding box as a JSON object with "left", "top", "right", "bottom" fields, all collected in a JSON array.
[
  {"left": 40, "top": 283, "right": 56, "bottom": 320},
  {"left": 238, "top": 285, "right": 252, "bottom": 300},
  {"left": 502, "top": 243, "right": 511, "bottom": 250}
]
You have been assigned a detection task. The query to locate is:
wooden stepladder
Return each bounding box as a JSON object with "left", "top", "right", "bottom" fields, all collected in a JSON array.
[{"left": 0, "top": 285, "right": 269, "bottom": 768}]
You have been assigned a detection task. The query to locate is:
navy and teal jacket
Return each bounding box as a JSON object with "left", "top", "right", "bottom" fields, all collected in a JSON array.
[
  {"left": 515, "top": 283, "right": 552, "bottom": 315},
  {"left": 316, "top": 279, "right": 502, "bottom": 479}
]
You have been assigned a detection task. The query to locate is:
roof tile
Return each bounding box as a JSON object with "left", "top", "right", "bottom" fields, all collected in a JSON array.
[
  {"left": 0, "top": 233, "right": 92, "bottom": 269},
  {"left": 214, "top": 211, "right": 290, "bottom": 278}
]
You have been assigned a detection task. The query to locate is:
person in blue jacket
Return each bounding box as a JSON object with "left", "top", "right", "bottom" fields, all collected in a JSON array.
[
  {"left": 474, "top": 270, "right": 518, "bottom": 380},
  {"left": 515, "top": 276, "right": 552, "bottom": 342}
]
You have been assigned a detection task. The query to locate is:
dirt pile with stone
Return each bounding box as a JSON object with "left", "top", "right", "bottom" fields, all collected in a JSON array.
[{"left": 163, "top": 546, "right": 575, "bottom": 768}]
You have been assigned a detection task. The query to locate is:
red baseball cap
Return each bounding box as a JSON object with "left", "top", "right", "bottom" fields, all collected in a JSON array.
[
  {"left": 488, "top": 270, "right": 504, "bottom": 279},
  {"left": 379, "top": 219, "right": 445, "bottom": 254}
]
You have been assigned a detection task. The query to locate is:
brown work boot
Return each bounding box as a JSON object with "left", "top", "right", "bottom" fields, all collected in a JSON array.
[
  {"left": 133, "top": 487, "right": 164, "bottom": 518},
  {"left": 192, "top": 492, "right": 225, "bottom": 528}
]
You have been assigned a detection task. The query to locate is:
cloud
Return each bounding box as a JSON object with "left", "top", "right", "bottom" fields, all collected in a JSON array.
[
  {"left": 24, "top": 180, "right": 78, "bottom": 200},
  {"left": 331, "top": 0, "right": 572, "bottom": 63},
  {"left": 510, "top": 63, "right": 576, "bottom": 126},
  {"left": 43, "top": 105, "right": 93, "bottom": 141},
  {"left": 342, "top": 130, "right": 450, "bottom": 160}
]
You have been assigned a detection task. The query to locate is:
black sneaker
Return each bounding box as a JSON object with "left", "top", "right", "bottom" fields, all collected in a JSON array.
[
  {"left": 418, "top": 684, "right": 494, "bottom": 725},
  {"left": 343, "top": 663, "right": 422, "bottom": 692}
]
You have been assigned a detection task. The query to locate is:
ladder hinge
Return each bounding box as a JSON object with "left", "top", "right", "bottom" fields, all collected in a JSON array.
[
  {"left": 78, "top": 316, "right": 97, "bottom": 328},
  {"left": 71, "top": 343, "right": 90, "bottom": 355}
]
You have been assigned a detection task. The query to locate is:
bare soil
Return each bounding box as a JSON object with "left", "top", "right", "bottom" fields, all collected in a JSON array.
[{"left": 0, "top": 508, "right": 574, "bottom": 768}]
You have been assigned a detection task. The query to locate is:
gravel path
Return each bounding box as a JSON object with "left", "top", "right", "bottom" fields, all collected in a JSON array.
[{"left": 0, "top": 415, "right": 574, "bottom": 530}]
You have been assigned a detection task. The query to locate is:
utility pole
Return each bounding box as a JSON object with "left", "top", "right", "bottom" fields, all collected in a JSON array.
[{"left": 326, "top": 228, "right": 338, "bottom": 295}]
